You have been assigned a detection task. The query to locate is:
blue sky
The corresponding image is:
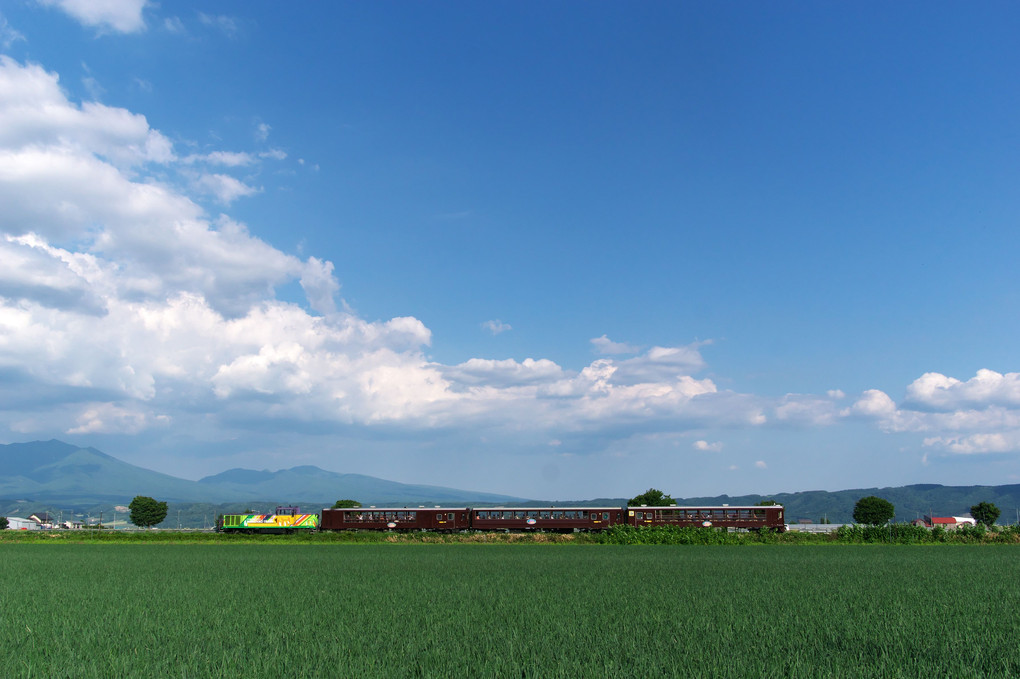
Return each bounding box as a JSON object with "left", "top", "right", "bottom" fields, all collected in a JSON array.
[{"left": 1, "top": 1, "right": 1019, "bottom": 500}]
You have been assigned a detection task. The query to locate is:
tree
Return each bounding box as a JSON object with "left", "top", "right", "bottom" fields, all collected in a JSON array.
[
  {"left": 970, "top": 502, "right": 1001, "bottom": 527},
  {"left": 852, "top": 496, "right": 895, "bottom": 526},
  {"left": 0, "top": 516, "right": 8, "bottom": 530},
  {"left": 755, "top": 500, "right": 779, "bottom": 506},
  {"left": 129, "top": 496, "right": 168, "bottom": 528},
  {"left": 333, "top": 499, "right": 362, "bottom": 508},
  {"left": 628, "top": 488, "right": 675, "bottom": 506}
]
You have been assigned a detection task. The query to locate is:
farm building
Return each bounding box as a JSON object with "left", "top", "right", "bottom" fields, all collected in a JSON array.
[
  {"left": 918, "top": 516, "right": 977, "bottom": 528},
  {"left": 5, "top": 517, "right": 40, "bottom": 530}
]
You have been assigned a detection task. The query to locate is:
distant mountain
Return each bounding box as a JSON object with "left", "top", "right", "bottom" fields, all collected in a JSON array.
[
  {"left": 196, "top": 464, "right": 526, "bottom": 506},
  {"left": 0, "top": 440, "right": 528, "bottom": 507},
  {"left": 0, "top": 440, "right": 216, "bottom": 504}
]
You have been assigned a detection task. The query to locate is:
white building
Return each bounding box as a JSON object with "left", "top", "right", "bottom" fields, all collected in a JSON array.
[{"left": 5, "top": 517, "right": 40, "bottom": 530}]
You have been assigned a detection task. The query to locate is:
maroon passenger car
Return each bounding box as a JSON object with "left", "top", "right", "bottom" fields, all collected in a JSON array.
[
  {"left": 627, "top": 505, "right": 785, "bottom": 531},
  {"left": 320, "top": 507, "right": 470, "bottom": 531},
  {"left": 471, "top": 507, "right": 624, "bottom": 532}
]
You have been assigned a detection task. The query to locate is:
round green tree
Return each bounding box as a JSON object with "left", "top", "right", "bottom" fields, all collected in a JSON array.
[
  {"left": 0, "top": 516, "right": 8, "bottom": 530},
  {"left": 129, "top": 496, "right": 168, "bottom": 528},
  {"left": 628, "top": 488, "right": 675, "bottom": 506},
  {"left": 333, "top": 499, "right": 362, "bottom": 508},
  {"left": 852, "top": 496, "right": 894, "bottom": 525},
  {"left": 970, "top": 502, "right": 1000, "bottom": 527}
]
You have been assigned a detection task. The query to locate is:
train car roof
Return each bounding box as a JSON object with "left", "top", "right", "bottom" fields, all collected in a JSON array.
[
  {"left": 472, "top": 507, "right": 623, "bottom": 512},
  {"left": 321, "top": 507, "right": 470, "bottom": 511},
  {"left": 630, "top": 505, "right": 784, "bottom": 510}
]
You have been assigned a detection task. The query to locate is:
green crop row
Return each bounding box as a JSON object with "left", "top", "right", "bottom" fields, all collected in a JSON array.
[{"left": 2, "top": 544, "right": 1020, "bottom": 678}]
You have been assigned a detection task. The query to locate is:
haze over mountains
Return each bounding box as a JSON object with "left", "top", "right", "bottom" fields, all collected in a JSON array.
[
  {"left": 0, "top": 440, "right": 527, "bottom": 506},
  {"left": 2, "top": 440, "right": 1019, "bottom": 524}
]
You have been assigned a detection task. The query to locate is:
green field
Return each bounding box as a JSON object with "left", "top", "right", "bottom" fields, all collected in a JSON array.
[{"left": 2, "top": 545, "right": 1019, "bottom": 678}]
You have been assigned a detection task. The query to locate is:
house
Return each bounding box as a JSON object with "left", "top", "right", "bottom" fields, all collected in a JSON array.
[{"left": 29, "top": 513, "right": 54, "bottom": 528}]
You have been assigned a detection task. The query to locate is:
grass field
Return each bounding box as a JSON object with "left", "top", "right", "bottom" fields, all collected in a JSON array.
[{"left": 2, "top": 545, "right": 1019, "bottom": 678}]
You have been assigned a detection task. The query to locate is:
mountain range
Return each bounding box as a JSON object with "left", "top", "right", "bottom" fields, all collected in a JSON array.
[
  {"left": 0, "top": 440, "right": 527, "bottom": 507},
  {"left": 2, "top": 440, "right": 1019, "bottom": 526}
]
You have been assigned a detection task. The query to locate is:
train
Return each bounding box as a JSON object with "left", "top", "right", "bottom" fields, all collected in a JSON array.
[{"left": 218, "top": 503, "right": 786, "bottom": 534}]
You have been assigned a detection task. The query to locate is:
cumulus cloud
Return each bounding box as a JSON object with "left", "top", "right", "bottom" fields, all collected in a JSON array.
[
  {"left": 837, "top": 371, "right": 1020, "bottom": 457},
  {"left": 905, "top": 370, "right": 1020, "bottom": 412},
  {"left": 37, "top": 0, "right": 148, "bottom": 34},
  {"left": 693, "top": 440, "right": 723, "bottom": 452}
]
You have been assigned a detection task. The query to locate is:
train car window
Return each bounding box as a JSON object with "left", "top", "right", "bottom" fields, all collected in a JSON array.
[
  {"left": 603, "top": 513, "right": 610, "bottom": 521},
  {"left": 527, "top": 511, "right": 538, "bottom": 519},
  {"left": 540, "top": 511, "right": 551, "bottom": 519}
]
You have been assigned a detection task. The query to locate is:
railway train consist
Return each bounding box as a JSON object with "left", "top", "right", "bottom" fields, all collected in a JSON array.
[{"left": 219, "top": 503, "right": 786, "bottom": 534}]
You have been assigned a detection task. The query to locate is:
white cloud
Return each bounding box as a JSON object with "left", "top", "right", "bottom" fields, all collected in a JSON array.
[
  {"left": 198, "top": 12, "right": 239, "bottom": 38},
  {"left": 37, "top": 0, "right": 148, "bottom": 34},
  {"left": 482, "top": 319, "right": 511, "bottom": 335},
  {"left": 162, "top": 16, "right": 184, "bottom": 34},
  {"left": 607, "top": 344, "right": 706, "bottom": 385},
  {"left": 442, "top": 358, "right": 565, "bottom": 388},
  {"left": 923, "top": 433, "right": 1015, "bottom": 455},
  {"left": 755, "top": 460, "right": 767, "bottom": 469},
  {"left": 183, "top": 151, "right": 256, "bottom": 167},
  {"left": 260, "top": 149, "right": 287, "bottom": 161},
  {"left": 0, "top": 14, "right": 25, "bottom": 48},
  {"left": 0, "top": 57, "right": 174, "bottom": 167},
  {"left": 775, "top": 393, "right": 842, "bottom": 426},
  {"left": 591, "top": 335, "right": 639, "bottom": 355},
  {"left": 67, "top": 403, "right": 170, "bottom": 434},
  {"left": 693, "top": 440, "right": 723, "bottom": 452},
  {"left": 193, "top": 173, "right": 260, "bottom": 204},
  {"left": 905, "top": 370, "right": 1020, "bottom": 411},
  {"left": 845, "top": 389, "right": 898, "bottom": 419}
]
